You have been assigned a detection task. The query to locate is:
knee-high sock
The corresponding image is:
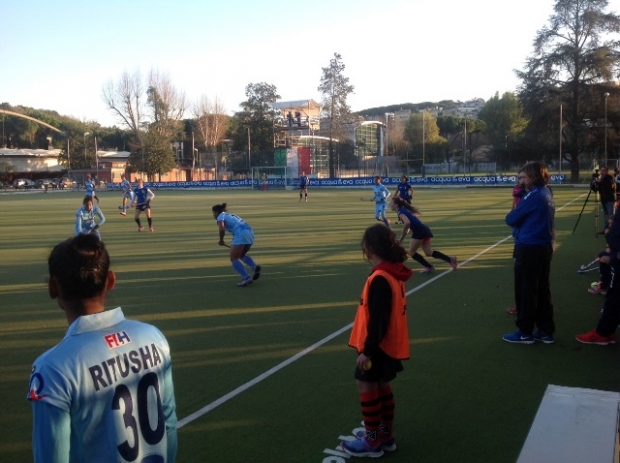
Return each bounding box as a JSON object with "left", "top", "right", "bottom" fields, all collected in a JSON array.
[
  {"left": 432, "top": 250, "right": 451, "bottom": 263},
  {"left": 232, "top": 260, "right": 249, "bottom": 279},
  {"left": 379, "top": 385, "right": 395, "bottom": 439},
  {"left": 359, "top": 389, "right": 381, "bottom": 445},
  {"left": 413, "top": 252, "right": 432, "bottom": 268},
  {"left": 135, "top": 218, "right": 141, "bottom": 227},
  {"left": 241, "top": 255, "right": 256, "bottom": 269}
]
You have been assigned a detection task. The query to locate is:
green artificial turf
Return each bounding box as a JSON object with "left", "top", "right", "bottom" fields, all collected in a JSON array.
[{"left": 0, "top": 186, "right": 616, "bottom": 463}]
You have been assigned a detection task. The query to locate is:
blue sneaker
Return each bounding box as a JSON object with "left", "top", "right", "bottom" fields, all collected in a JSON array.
[
  {"left": 502, "top": 329, "right": 534, "bottom": 344},
  {"left": 341, "top": 436, "right": 384, "bottom": 458},
  {"left": 355, "top": 429, "right": 397, "bottom": 452},
  {"left": 533, "top": 330, "right": 554, "bottom": 344}
]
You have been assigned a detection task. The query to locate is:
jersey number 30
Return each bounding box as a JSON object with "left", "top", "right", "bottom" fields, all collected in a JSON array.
[{"left": 112, "top": 372, "right": 165, "bottom": 461}]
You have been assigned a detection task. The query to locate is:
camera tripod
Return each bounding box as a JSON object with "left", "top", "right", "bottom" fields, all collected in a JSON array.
[{"left": 572, "top": 184, "right": 600, "bottom": 235}]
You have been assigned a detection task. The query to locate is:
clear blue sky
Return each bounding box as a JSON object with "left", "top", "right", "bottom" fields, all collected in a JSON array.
[{"left": 2, "top": 0, "right": 617, "bottom": 127}]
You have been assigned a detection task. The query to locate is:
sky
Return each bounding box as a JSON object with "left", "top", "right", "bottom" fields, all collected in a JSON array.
[{"left": 2, "top": 0, "right": 619, "bottom": 128}]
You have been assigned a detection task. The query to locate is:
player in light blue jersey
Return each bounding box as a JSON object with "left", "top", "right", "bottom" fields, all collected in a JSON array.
[
  {"left": 130, "top": 178, "right": 155, "bottom": 232},
  {"left": 27, "top": 234, "right": 177, "bottom": 463},
  {"left": 212, "top": 202, "right": 261, "bottom": 287},
  {"left": 362, "top": 176, "right": 391, "bottom": 227},
  {"left": 118, "top": 173, "right": 135, "bottom": 216},
  {"left": 75, "top": 196, "right": 105, "bottom": 240},
  {"left": 83, "top": 174, "right": 100, "bottom": 203}
]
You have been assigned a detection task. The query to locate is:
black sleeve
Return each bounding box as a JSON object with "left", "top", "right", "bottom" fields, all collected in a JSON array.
[{"left": 363, "top": 275, "right": 392, "bottom": 357}]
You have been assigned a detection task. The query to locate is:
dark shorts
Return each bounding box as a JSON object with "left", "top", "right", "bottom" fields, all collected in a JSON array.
[
  {"left": 412, "top": 224, "right": 433, "bottom": 241},
  {"left": 137, "top": 204, "right": 150, "bottom": 212},
  {"left": 354, "top": 349, "right": 404, "bottom": 383}
]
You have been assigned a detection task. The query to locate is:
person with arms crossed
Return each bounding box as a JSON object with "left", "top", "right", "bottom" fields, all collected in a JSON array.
[
  {"left": 118, "top": 173, "right": 135, "bottom": 216},
  {"left": 212, "top": 203, "right": 261, "bottom": 287},
  {"left": 363, "top": 176, "right": 391, "bottom": 227},
  {"left": 299, "top": 171, "right": 309, "bottom": 202},
  {"left": 390, "top": 196, "right": 457, "bottom": 273},
  {"left": 27, "top": 234, "right": 177, "bottom": 463},
  {"left": 75, "top": 196, "right": 105, "bottom": 240},
  {"left": 83, "top": 174, "right": 100, "bottom": 204},
  {"left": 131, "top": 178, "right": 155, "bottom": 232},
  {"left": 340, "top": 224, "right": 412, "bottom": 458},
  {"left": 591, "top": 166, "right": 616, "bottom": 232},
  {"left": 503, "top": 161, "right": 556, "bottom": 344}
]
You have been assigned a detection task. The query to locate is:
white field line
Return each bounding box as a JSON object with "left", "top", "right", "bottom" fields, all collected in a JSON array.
[{"left": 176, "top": 192, "right": 586, "bottom": 429}]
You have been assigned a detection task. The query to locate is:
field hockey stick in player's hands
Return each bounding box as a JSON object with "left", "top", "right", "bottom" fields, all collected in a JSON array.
[{"left": 218, "top": 240, "right": 231, "bottom": 248}]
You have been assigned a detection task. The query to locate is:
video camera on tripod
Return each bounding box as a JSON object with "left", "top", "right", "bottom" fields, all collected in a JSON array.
[{"left": 573, "top": 169, "right": 601, "bottom": 234}]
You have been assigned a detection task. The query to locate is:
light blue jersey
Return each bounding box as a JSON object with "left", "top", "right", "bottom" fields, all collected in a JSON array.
[
  {"left": 84, "top": 179, "right": 95, "bottom": 196},
  {"left": 27, "top": 307, "right": 177, "bottom": 463},
  {"left": 119, "top": 179, "right": 135, "bottom": 201},
  {"left": 75, "top": 205, "right": 105, "bottom": 239},
  {"left": 372, "top": 183, "right": 391, "bottom": 222},
  {"left": 216, "top": 212, "right": 254, "bottom": 245}
]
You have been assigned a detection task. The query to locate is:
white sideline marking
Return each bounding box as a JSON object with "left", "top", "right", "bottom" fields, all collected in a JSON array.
[{"left": 177, "top": 193, "right": 586, "bottom": 429}]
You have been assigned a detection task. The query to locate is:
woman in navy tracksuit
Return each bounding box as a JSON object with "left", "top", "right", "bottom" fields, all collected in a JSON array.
[{"left": 503, "top": 161, "right": 556, "bottom": 344}]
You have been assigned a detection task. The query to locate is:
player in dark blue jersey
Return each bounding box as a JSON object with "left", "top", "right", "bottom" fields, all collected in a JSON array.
[
  {"left": 131, "top": 179, "right": 155, "bottom": 232},
  {"left": 394, "top": 175, "right": 414, "bottom": 224},
  {"left": 390, "top": 197, "right": 457, "bottom": 273},
  {"left": 299, "top": 172, "right": 309, "bottom": 202},
  {"left": 84, "top": 174, "right": 100, "bottom": 203},
  {"left": 394, "top": 175, "right": 413, "bottom": 204}
]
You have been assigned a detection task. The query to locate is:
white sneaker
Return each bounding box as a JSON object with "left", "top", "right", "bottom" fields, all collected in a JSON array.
[{"left": 237, "top": 278, "right": 253, "bottom": 287}]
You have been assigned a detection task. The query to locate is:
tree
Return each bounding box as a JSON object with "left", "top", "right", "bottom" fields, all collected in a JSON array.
[
  {"left": 231, "top": 82, "right": 280, "bottom": 152},
  {"left": 131, "top": 132, "right": 177, "bottom": 181},
  {"left": 478, "top": 92, "right": 529, "bottom": 170},
  {"left": 146, "top": 69, "right": 187, "bottom": 139},
  {"left": 517, "top": 0, "right": 620, "bottom": 181},
  {"left": 102, "top": 70, "right": 145, "bottom": 144},
  {"left": 318, "top": 53, "right": 355, "bottom": 177},
  {"left": 195, "top": 95, "right": 228, "bottom": 175},
  {"left": 404, "top": 112, "right": 448, "bottom": 165}
]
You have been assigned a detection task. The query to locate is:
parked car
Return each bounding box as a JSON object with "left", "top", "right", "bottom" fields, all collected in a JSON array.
[
  {"left": 35, "top": 178, "right": 55, "bottom": 189},
  {"left": 13, "top": 178, "right": 36, "bottom": 189}
]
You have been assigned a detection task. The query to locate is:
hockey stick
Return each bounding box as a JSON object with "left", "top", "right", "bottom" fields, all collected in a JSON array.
[{"left": 577, "top": 257, "right": 600, "bottom": 274}]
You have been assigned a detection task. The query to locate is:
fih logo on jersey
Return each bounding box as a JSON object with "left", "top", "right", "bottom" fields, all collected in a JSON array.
[{"left": 103, "top": 331, "right": 132, "bottom": 349}]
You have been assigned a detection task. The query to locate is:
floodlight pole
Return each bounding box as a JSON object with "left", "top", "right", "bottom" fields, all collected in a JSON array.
[
  {"left": 559, "top": 104, "right": 562, "bottom": 174},
  {"left": 604, "top": 92, "right": 610, "bottom": 167},
  {"left": 83, "top": 132, "right": 90, "bottom": 164}
]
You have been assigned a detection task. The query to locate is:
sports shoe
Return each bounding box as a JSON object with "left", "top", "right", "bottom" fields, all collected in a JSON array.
[
  {"left": 502, "top": 329, "right": 535, "bottom": 344},
  {"left": 341, "top": 435, "right": 384, "bottom": 458},
  {"left": 533, "top": 330, "right": 555, "bottom": 344},
  {"left": 450, "top": 256, "right": 458, "bottom": 270},
  {"left": 355, "top": 430, "right": 396, "bottom": 452},
  {"left": 120, "top": 211, "right": 126, "bottom": 216},
  {"left": 575, "top": 329, "right": 616, "bottom": 345},
  {"left": 237, "top": 277, "right": 253, "bottom": 287},
  {"left": 588, "top": 284, "right": 607, "bottom": 296},
  {"left": 149, "top": 226, "right": 154, "bottom": 232},
  {"left": 137, "top": 226, "right": 144, "bottom": 232},
  {"left": 252, "top": 265, "right": 262, "bottom": 281},
  {"left": 420, "top": 266, "right": 434, "bottom": 274},
  {"left": 506, "top": 306, "right": 517, "bottom": 315}
]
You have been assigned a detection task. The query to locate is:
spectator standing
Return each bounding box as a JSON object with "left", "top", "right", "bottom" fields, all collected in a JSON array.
[{"left": 503, "top": 162, "right": 556, "bottom": 344}]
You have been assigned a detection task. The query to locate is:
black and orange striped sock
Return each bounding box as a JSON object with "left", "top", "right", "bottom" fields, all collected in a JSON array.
[
  {"left": 359, "top": 389, "right": 381, "bottom": 446},
  {"left": 379, "top": 385, "right": 395, "bottom": 440}
]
